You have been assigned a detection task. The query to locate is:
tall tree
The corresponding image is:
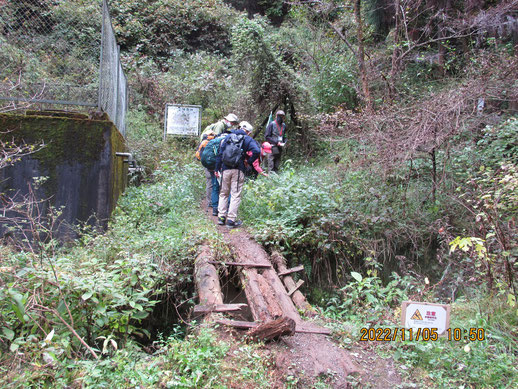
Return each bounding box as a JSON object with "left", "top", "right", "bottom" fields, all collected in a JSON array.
[{"left": 352, "top": 0, "right": 373, "bottom": 111}]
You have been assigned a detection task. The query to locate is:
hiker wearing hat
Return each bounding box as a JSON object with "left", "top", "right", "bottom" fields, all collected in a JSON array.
[
  {"left": 245, "top": 140, "right": 272, "bottom": 179},
  {"left": 237, "top": 121, "right": 271, "bottom": 179},
  {"left": 215, "top": 121, "right": 260, "bottom": 228},
  {"left": 264, "top": 110, "right": 287, "bottom": 173},
  {"left": 195, "top": 129, "right": 216, "bottom": 212},
  {"left": 199, "top": 113, "right": 239, "bottom": 141},
  {"left": 198, "top": 113, "right": 239, "bottom": 214}
]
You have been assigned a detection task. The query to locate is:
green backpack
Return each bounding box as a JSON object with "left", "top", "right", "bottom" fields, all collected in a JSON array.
[{"left": 200, "top": 136, "right": 222, "bottom": 170}]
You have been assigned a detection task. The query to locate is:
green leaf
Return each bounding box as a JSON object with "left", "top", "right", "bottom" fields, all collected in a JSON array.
[
  {"left": 57, "top": 300, "right": 67, "bottom": 315},
  {"left": 133, "top": 311, "right": 149, "bottom": 319},
  {"left": 351, "top": 272, "right": 362, "bottom": 282},
  {"left": 82, "top": 291, "right": 93, "bottom": 301},
  {"left": 2, "top": 328, "right": 15, "bottom": 341}
]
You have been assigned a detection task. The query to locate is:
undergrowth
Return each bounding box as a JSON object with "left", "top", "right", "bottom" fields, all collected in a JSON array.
[
  {"left": 324, "top": 275, "right": 518, "bottom": 388},
  {"left": 0, "top": 160, "right": 221, "bottom": 387}
]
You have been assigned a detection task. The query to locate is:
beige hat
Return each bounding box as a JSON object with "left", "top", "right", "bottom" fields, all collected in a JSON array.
[
  {"left": 224, "top": 113, "right": 239, "bottom": 123},
  {"left": 239, "top": 121, "right": 253, "bottom": 133}
]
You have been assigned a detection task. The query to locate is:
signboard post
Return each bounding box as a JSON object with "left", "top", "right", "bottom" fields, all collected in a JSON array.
[
  {"left": 164, "top": 104, "right": 201, "bottom": 139},
  {"left": 401, "top": 301, "right": 451, "bottom": 335}
]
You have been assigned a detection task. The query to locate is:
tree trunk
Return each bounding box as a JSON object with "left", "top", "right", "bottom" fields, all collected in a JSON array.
[
  {"left": 270, "top": 251, "right": 313, "bottom": 314},
  {"left": 436, "top": 0, "right": 452, "bottom": 77},
  {"left": 223, "top": 232, "right": 301, "bottom": 324},
  {"left": 353, "top": 0, "right": 373, "bottom": 111},
  {"left": 389, "top": 0, "right": 401, "bottom": 99},
  {"left": 194, "top": 246, "right": 223, "bottom": 307}
]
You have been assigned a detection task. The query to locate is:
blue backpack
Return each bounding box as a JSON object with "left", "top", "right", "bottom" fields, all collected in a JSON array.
[{"left": 200, "top": 137, "right": 222, "bottom": 170}]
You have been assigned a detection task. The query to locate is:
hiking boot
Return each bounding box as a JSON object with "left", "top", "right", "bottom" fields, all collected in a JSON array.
[
  {"left": 217, "top": 216, "right": 226, "bottom": 225},
  {"left": 212, "top": 208, "right": 218, "bottom": 216},
  {"left": 226, "top": 219, "right": 243, "bottom": 228}
]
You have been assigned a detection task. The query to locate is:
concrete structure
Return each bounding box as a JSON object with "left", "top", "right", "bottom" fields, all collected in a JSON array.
[{"left": 0, "top": 110, "right": 127, "bottom": 241}]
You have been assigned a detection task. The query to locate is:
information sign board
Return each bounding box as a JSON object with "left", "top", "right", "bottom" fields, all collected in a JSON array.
[
  {"left": 401, "top": 301, "right": 450, "bottom": 335},
  {"left": 164, "top": 104, "right": 201, "bottom": 138}
]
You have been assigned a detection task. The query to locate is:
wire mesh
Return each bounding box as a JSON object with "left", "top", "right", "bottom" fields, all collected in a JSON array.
[
  {"left": 99, "top": 0, "right": 127, "bottom": 136},
  {"left": 0, "top": 0, "right": 127, "bottom": 135}
]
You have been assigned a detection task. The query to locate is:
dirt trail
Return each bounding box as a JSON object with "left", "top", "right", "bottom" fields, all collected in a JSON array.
[{"left": 202, "top": 204, "right": 401, "bottom": 388}]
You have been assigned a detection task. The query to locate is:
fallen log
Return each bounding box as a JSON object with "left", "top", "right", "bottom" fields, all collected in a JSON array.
[
  {"left": 223, "top": 232, "right": 301, "bottom": 324},
  {"left": 194, "top": 246, "right": 223, "bottom": 307},
  {"left": 248, "top": 316, "right": 296, "bottom": 341},
  {"left": 270, "top": 251, "right": 313, "bottom": 314},
  {"left": 238, "top": 268, "right": 283, "bottom": 322}
]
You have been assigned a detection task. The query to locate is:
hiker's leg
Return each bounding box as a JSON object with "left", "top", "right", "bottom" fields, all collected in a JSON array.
[
  {"left": 218, "top": 170, "right": 231, "bottom": 217},
  {"left": 210, "top": 171, "right": 219, "bottom": 209},
  {"left": 274, "top": 153, "right": 282, "bottom": 172},
  {"left": 227, "top": 170, "right": 245, "bottom": 221},
  {"left": 205, "top": 168, "right": 212, "bottom": 206},
  {"left": 267, "top": 153, "right": 275, "bottom": 173}
]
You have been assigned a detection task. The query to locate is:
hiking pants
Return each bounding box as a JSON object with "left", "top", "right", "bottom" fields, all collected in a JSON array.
[
  {"left": 204, "top": 168, "right": 213, "bottom": 206},
  {"left": 267, "top": 152, "right": 282, "bottom": 173},
  {"left": 210, "top": 171, "right": 220, "bottom": 209},
  {"left": 218, "top": 169, "right": 245, "bottom": 221}
]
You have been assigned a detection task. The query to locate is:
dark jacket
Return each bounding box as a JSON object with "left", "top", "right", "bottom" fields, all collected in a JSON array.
[
  {"left": 265, "top": 119, "right": 286, "bottom": 146},
  {"left": 215, "top": 129, "right": 260, "bottom": 173}
]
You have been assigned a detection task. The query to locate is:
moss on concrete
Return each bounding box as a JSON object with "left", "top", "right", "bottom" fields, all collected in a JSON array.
[{"left": 0, "top": 111, "right": 127, "bottom": 235}]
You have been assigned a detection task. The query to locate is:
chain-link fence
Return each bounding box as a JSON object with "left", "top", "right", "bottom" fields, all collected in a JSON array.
[
  {"left": 99, "top": 0, "right": 127, "bottom": 137},
  {"left": 0, "top": 0, "right": 127, "bottom": 136}
]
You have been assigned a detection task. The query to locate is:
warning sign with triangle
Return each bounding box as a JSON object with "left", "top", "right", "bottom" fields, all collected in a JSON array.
[{"left": 410, "top": 309, "right": 423, "bottom": 320}]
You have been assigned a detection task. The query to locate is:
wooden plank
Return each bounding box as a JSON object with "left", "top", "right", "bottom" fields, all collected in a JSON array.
[
  {"left": 287, "top": 279, "right": 304, "bottom": 297},
  {"left": 193, "top": 303, "right": 247, "bottom": 314},
  {"left": 278, "top": 265, "right": 304, "bottom": 277},
  {"left": 215, "top": 319, "right": 331, "bottom": 336},
  {"left": 270, "top": 251, "right": 312, "bottom": 314},
  {"left": 208, "top": 261, "right": 272, "bottom": 268},
  {"left": 215, "top": 319, "right": 259, "bottom": 329},
  {"left": 296, "top": 326, "right": 332, "bottom": 335}
]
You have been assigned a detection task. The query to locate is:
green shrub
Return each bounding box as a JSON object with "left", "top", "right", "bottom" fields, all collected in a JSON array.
[{"left": 0, "top": 160, "right": 209, "bottom": 386}]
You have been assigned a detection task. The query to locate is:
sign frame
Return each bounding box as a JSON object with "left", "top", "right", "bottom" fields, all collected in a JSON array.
[
  {"left": 401, "top": 300, "right": 451, "bottom": 335},
  {"left": 163, "top": 104, "right": 202, "bottom": 139}
]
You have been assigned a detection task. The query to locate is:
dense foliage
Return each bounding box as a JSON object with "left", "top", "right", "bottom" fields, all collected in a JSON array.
[
  {"left": 0, "top": 161, "right": 211, "bottom": 385},
  {"left": 1, "top": 0, "right": 517, "bottom": 387}
]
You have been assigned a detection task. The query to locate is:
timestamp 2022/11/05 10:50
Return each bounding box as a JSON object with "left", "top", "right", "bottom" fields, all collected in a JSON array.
[{"left": 359, "top": 327, "right": 486, "bottom": 342}]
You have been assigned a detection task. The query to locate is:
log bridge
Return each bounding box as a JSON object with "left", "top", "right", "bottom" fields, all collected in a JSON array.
[{"left": 194, "top": 242, "right": 328, "bottom": 340}]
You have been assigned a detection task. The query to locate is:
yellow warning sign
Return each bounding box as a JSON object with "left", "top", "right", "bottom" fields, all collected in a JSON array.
[{"left": 410, "top": 309, "right": 423, "bottom": 320}]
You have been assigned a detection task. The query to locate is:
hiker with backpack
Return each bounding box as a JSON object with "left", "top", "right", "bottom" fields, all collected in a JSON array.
[
  {"left": 198, "top": 132, "right": 228, "bottom": 216},
  {"left": 264, "top": 110, "right": 287, "bottom": 173},
  {"left": 237, "top": 121, "right": 267, "bottom": 179},
  {"left": 215, "top": 123, "right": 260, "bottom": 228},
  {"left": 199, "top": 113, "right": 239, "bottom": 141},
  {"left": 196, "top": 130, "right": 216, "bottom": 210},
  {"left": 197, "top": 114, "right": 238, "bottom": 214}
]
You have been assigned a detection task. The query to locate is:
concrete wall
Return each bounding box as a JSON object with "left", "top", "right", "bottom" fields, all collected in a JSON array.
[{"left": 0, "top": 110, "right": 127, "bottom": 241}]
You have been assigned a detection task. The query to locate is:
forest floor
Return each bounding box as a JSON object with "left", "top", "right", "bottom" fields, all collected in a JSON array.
[{"left": 201, "top": 202, "right": 403, "bottom": 388}]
